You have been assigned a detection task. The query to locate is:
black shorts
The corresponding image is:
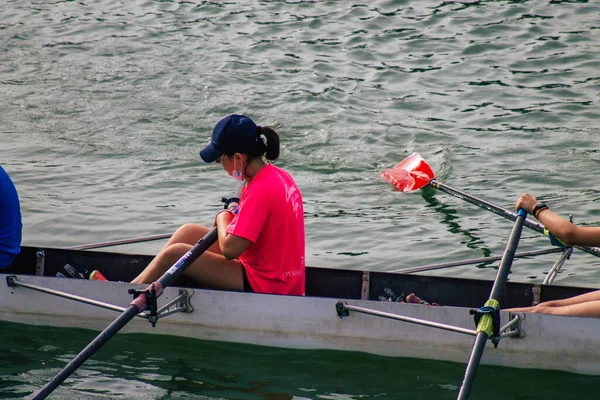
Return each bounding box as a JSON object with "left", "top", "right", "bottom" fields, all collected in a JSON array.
[{"left": 242, "top": 266, "right": 254, "bottom": 293}]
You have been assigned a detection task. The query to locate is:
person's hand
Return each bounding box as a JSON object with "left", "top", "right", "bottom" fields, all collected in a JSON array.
[
  {"left": 213, "top": 209, "right": 234, "bottom": 227},
  {"left": 516, "top": 193, "right": 539, "bottom": 215}
]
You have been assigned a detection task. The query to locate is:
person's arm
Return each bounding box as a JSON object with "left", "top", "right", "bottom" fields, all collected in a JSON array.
[
  {"left": 516, "top": 193, "right": 600, "bottom": 247},
  {"left": 215, "top": 211, "right": 250, "bottom": 260}
]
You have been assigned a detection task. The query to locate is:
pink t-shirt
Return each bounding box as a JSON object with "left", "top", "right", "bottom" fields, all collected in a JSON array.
[{"left": 226, "top": 164, "right": 305, "bottom": 295}]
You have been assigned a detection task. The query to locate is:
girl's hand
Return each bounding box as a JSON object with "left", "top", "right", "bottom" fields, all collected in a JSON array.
[
  {"left": 516, "top": 193, "right": 539, "bottom": 215},
  {"left": 213, "top": 209, "right": 233, "bottom": 227}
]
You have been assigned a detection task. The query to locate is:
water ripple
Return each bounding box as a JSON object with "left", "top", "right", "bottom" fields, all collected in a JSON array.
[{"left": 2, "top": 0, "right": 600, "bottom": 282}]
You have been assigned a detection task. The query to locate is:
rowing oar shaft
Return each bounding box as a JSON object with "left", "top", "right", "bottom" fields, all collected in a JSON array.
[
  {"left": 456, "top": 208, "right": 527, "bottom": 400},
  {"left": 31, "top": 304, "right": 140, "bottom": 400},
  {"left": 390, "top": 248, "right": 562, "bottom": 274},
  {"left": 430, "top": 179, "right": 542, "bottom": 233},
  {"left": 66, "top": 233, "right": 173, "bottom": 251},
  {"left": 429, "top": 179, "right": 600, "bottom": 258},
  {"left": 32, "top": 228, "right": 217, "bottom": 400}
]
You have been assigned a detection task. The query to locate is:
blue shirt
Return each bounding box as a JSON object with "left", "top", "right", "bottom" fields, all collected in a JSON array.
[{"left": 0, "top": 166, "right": 22, "bottom": 268}]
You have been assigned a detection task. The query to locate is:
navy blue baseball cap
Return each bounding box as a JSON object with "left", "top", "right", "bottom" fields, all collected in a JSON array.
[{"left": 199, "top": 114, "right": 261, "bottom": 163}]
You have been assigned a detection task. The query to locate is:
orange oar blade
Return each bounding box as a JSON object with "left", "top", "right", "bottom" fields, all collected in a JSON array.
[{"left": 380, "top": 152, "right": 435, "bottom": 192}]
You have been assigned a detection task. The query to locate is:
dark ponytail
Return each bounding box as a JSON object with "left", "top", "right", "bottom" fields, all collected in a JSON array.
[
  {"left": 259, "top": 126, "right": 280, "bottom": 161},
  {"left": 233, "top": 125, "right": 280, "bottom": 178}
]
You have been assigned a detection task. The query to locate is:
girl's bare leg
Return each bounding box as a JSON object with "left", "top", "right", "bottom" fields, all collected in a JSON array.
[
  {"left": 132, "top": 242, "right": 243, "bottom": 291},
  {"left": 164, "top": 223, "right": 222, "bottom": 254},
  {"left": 506, "top": 289, "right": 600, "bottom": 317}
]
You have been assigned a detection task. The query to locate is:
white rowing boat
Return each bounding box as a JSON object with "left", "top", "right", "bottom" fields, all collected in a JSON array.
[
  {"left": 13, "top": 155, "right": 600, "bottom": 399},
  {"left": 2, "top": 245, "right": 599, "bottom": 377}
]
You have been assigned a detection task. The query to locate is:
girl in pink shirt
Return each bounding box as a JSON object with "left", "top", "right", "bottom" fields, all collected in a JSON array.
[{"left": 132, "top": 114, "right": 305, "bottom": 296}]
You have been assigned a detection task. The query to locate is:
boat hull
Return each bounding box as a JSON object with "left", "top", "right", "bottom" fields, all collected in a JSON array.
[{"left": 3, "top": 272, "right": 600, "bottom": 376}]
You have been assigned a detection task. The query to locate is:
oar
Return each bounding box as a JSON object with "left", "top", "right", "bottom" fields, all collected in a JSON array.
[
  {"left": 390, "top": 247, "right": 563, "bottom": 274},
  {"left": 32, "top": 181, "right": 244, "bottom": 400},
  {"left": 67, "top": 195, "right": 243, "bottom": 251},
  {"left": 66, "top": 233, "right": 173, "bottom": 250},
  {"left": 380, "top": 153, "right": 600, "bottom": 258},
  {"left": 456, "top": 208, "right": 527, "bottom": 399},
  {"left": 31, "top": 228, "right": 216, "bottom": 400}
]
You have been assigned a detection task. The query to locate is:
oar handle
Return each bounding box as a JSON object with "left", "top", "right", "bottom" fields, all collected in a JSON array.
[{"left": 429, "top": 179, "right": 600, "bottom": 258}]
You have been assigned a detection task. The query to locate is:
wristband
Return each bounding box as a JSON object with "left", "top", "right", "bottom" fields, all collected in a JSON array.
[{"left": 533, "top": 203, "right": 548, "bottom": 219}]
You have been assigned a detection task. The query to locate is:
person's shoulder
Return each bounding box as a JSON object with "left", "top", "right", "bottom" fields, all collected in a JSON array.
[
  {"left": 0, "top": 166, "right": 10, "bottom": 182},
  {"left": 259, "top": 164, "right": 298, "bottom": 187},
  {"left": 265, "top": 164, "right": 298, "bottom": 182},
  {"left": 247, "top": 165, "right": 291, "bottom": 196}
]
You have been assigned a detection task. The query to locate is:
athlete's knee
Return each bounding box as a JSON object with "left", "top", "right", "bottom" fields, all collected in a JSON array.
[
  {"left": 175, "top": 223, "right": 198, "bottom": 235},
  {"left": 174, "top": 223, "right": 207, "bottom": 241},
  {"left": 165, "top": 242, "right": 191, "bottom": 256}
]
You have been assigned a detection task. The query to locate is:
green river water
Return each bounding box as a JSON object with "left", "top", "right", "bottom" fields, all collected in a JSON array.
[{"left": 2, "top": 0, "right": 600, "bottom": 398}]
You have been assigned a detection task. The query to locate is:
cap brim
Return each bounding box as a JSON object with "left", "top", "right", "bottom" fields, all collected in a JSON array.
[{"left": 199, "top": 144, "right": 222, "bottom": 163}]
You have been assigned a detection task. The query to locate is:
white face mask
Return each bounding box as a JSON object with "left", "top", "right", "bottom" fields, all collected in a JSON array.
[{"left": 233, "top": 158, "right": 244, "bottom": 181}]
